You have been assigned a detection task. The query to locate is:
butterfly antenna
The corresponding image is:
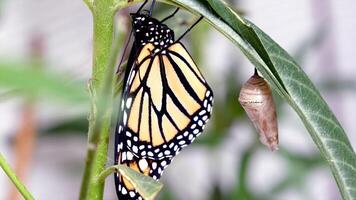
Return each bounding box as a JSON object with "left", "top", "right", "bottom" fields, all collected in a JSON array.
[
  {"left": 161, "top": 8, "right": 180, "bottom": 22},
  {"left": 149, "top": 0, "right": 156, "bottom": 16},
  {"left": 137, "top": 0, "right": 148, "bottom": 13},
  {"left": 176, "top": 16, "right": 204, "bottom": 42}
]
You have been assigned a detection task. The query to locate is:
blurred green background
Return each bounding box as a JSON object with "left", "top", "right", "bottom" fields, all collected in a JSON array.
[{"left": 1, "top": 0, "right": 355, "bottom": 200}]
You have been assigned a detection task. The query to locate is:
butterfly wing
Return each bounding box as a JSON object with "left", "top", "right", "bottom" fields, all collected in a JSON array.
[{"left": 115, "top": 42, "right": 213, "bottom": 198}]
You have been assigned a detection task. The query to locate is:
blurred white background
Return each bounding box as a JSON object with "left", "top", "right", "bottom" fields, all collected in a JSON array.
[{"left": 0, "top": 0, "right": 355, "bottom": 200}]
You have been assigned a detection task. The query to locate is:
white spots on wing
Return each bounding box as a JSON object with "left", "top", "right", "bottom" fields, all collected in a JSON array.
[
  {"left": 139, "top": 159, "right": 148, "bottom": 171},
  {"left": 132, "top": 145, "right": 138, "bottom": 153},
  {"left": 122, "top": 152, "right": 127, "bottom": 161},
  {"left": 126, "top": 131, "right": 132, "bottom": 137},
  {"left": 123, "top": 112, "right": 127, "bottom": 125},
  {"left": 121, "top": 187, "right": 127, "bottom": 195},
  {"left": 206, "top": 90, "right": 211, "bottom": 97},
  {"left": 127, "top": 152, "right": 133, "bottom": 160},
  {"left": 129, "top": 191, "right": 136, "bottom": 198},
  {"left": 203, "top": 100, "right": 208, "bottom": 108},
  {"left": 207, "top": 104, "right": 212, "bottom": 112},
  {"left": 152, "top": 162, "right": 157, "bottom": 170},
  {"left": 126, "top": 97, "right": 132, "bottom": 108},
  {"left": 161, "top": 161, "right": 167, "bottom": 167},
  {"left": 118, "top": 125, "right": 123, "bottom": 133},
  {"left": 199, "top": 110, "right": 206, "bottom": 116},
  {"left": 198, "top": 120, "right": 203, "bottom": 126},
  {"left": 121, "top": 99, "right": 125, "bottom": 111},
  {"left": 202, "top": 115, "right": 208, "bottom": 121},
  {"left": 141, "top": 151, "right": 146, "bottom": 156},
  {"left": 117, "top": 142, "right": 122, "bottom": 151},
  {"left": 179, "top": 140, "right": 186, "bottom": 145}
]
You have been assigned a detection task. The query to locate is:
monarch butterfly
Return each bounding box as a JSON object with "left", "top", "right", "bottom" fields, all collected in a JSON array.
[
  {"left": 114, "top": 1, "right": 214, "bottom": 199},
  {"left": 238, "top": 69, "right": 278, "bottom": 151}
]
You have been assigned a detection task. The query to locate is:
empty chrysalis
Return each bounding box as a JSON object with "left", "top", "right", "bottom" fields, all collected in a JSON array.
[{"left": 238, "top": 69, "right": 279, "bottom": 151}]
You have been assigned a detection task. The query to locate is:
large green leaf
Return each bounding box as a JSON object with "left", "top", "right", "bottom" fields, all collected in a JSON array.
[
  {"left": 0, "top": 60, "right": 88, "bottom": 104},
  {"left": 161, "top": 0, "right": 356, "bottom": 199}
]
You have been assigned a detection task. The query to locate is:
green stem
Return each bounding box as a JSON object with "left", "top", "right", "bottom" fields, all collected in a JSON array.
[
  {"left": 79, "top": 1, "right": 116, "bottom": 200},
  {"left": 0, "top": 153, "right": 35, "bottom": 200}
]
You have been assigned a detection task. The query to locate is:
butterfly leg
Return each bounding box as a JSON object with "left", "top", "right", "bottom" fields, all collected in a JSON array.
[
  {"left": 137, "top": 0, "right": 149, "bottom": 13},
  {"left": 176, "top": 16, "right": 204, "bottom": 41},
  {"left": 161, "top": 8, "right": 180, "bottom": 23}
]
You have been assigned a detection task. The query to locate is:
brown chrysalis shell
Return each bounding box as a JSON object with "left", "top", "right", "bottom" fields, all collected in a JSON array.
[{"left": 238, "top": 72, "right": 279, "bottom": 151}]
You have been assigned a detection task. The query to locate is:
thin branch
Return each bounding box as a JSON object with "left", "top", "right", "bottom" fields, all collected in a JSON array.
[{"left": 0, "top": 153, "right": 35, "bottom": 200}]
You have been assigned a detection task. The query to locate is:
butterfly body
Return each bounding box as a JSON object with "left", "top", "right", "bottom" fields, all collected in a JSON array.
[
  {"left": 131, "top": 13, "right": 175, "bottom": 50},
  {"left": 115, "top": 11, "right": 213, "bottom": 200}
]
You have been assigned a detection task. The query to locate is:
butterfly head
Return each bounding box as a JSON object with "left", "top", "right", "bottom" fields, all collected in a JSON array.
[{"left": 130, "top": 13, "right": 175, "bottom": 49}]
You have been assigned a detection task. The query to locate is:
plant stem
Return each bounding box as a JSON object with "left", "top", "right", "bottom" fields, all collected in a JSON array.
[
  {"left": 0, "top": 153, "right": 35, "bottom": 200},
  {"left": 79, "top": 1, "right": 116, "bottom": 199}
]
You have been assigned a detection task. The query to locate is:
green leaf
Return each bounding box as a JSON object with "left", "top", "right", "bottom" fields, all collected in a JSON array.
[
  {"left": 40, "top": 116, "right": 88, "bottom": 135},
  {"left": 118, "top": 165, "right": 163, "bottom": 200},
  {"left": 163, "top": 0, "right": 356, "bottom": 199},
  {"left": 98, "top": 165, "right": 163, "bottom": 200},
  {"left": 0, "top": 60, "right": 88, "bottom": 104}
]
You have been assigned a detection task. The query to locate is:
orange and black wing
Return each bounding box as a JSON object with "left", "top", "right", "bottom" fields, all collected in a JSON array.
[{"left": 114, "top": 42, "right": 213, "bottom": 199}]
